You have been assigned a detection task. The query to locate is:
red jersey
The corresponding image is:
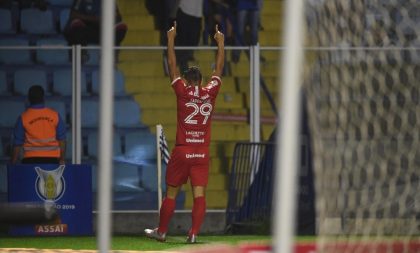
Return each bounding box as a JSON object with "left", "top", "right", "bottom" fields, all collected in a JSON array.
[{"left": 171, "top": 76, "right": 222, "bottom": 146}]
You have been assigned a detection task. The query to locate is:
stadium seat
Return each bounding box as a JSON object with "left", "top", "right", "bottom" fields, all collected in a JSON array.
[
  {"left": 91, "top": 163, "right": 144, "bottom": 193},
  {"left": 0, "top": 38, "right": 32, "bottom": 64},
  {"left": 65, "top": 130, "right": 72, "bottom": 160},
  {"left": 138, "top": 164, "right": 164, "bottom": 191},
  {"left": 13, "top": 69, "right": 48, "bottom": 95},
  {"left": 124, "top": 131, "right": 156, "bottom": 163},
  {"left": 91, "top": 164, "right": 97, "bottom": 191},
  {"left": 52, "top": 68, "right": 88, "bottom": 96},
  {"left": 0, "top": 137, "right": 3, "bottom": 157},
  {"left": 0, "top": 164, "right": 7, "bottom": 193},
  {"left": 49, "top": 0, "right": 73, "bottom": 7},
  {"left": 0, "top": 100, "right": 25, "bottom": 127},
  {"left": 20, "top": 8, "right": 56, "bottom": 34},
  {"left": 87, "top": 131, "right": 122, "bottom": 158},
  {"left": 215, "top": 92, "right": 244, "bottom": 109},
  {"left": 0, "top": 9, "right": 14, "bottom": 33},
  {"left": 0, "top": 71, "right": 9, "bottom": 95},
  {"left": 114, "top": 99, "right": 141, "bottom": 127},
  {"left": 82, "top": 99, "right": 140, "bottom": 127},
  {"left": 0, "top": 133, "right": 13, "bottom": 158},
  {"left": 113, "top": 162, "right": 143, "bottom": 192},
  {"left": 81, "top": 99, "right": 99, "bottom": 127},
  {"left": 36, "top": 38, "right": 69, "bottom": 64},
  {"left": 91, "top": 69, "right": 126, "bottom": 96},
  {"left": 59, "top": 8, "right": 70, "bottom": 32}
]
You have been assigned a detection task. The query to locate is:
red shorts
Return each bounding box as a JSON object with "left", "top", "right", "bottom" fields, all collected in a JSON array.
[{"left": 166, "top": 145, "right": 209, "bottom": 187}]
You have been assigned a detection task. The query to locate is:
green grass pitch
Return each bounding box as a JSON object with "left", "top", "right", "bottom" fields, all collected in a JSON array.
[{"left": 0, "top": 235, "right": 272, "bottom": 251}]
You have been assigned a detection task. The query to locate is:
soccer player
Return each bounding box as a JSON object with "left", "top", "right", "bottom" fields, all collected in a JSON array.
[{"left": 144, "top": 21, "right": 224, "bottom": 243}]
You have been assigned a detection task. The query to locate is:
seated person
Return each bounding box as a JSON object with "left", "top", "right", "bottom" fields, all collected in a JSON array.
[
  {"left": 63, "top": 0, "right": 127, "bottom": 46},
  {"left": 11, "top": 85, "right": 66, "bottom": 165}
]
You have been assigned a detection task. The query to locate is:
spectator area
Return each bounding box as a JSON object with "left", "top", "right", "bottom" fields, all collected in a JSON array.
[
  {"left": 0, "top": 0, "right": 281, "bottom": 210},
  {"left": 0, "top": 0, "right": 170, "bottom": 210}
]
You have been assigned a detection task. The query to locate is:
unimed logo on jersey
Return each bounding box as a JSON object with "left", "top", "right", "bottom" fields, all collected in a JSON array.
[{"left": 34, "top": 165, "right": 66, "bottom": 202}]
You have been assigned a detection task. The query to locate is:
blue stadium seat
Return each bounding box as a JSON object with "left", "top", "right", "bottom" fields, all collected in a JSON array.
[
  {"left": 90, "top": 163, "right": 144, "bottom": 193},
  {"left": 0, "top": 164, "right": 7, "bottom": 193},
  {"left": 36, "top": 38, "right": 69, "bottom": 64},
  {"left": 52, "top": 68, "right": 88, "bottom": 96},
  {"left": 0, "top": 38, "right": 32, "bottom": 64},
  {"left": 81, "top": 99, "right": 98, "bottom": 127},
  {"left": 114, "top": 99, "right": 141, "bottom": 127},
  {"left": 20, "top": 8, "right": 56, "bottom": 34},
  {"left": 59, "top": 8, "right": 70, "bottom": 32},
  {"left": 138, "top": 164, "right": 165, "bottom": 191},
  {"left": 13, "top": 69, "right": 48, "bottom": 95},
  {"left": 91, "top": 164, "right": 98, "bottom": 192},
  {"left": 87, "top": 131, "right": 122, "bottom": 158},
  {"left": 91, "top": 69, "right": 126, "bottom": 96},
  {"left": 113, "top": 162, "right": 143, "bottom": 192},
  {"left": 82, "top": 99, "right": 141, "bottom": 128},
  {"left": 49, "top": 0, "right": 73, "bottom": 7},
  {"left": 0, "top": 137, "right": 3, "bottom": 157},
  {"left": 0, "top": 9, "right": 14, "bottom": 33},
  {"left": 124, "top": 131, "right": 157, "bottom": 162},
  {"left": 65, "top": 130, "right": 72, "bottom": 160},
  {"left": 0, "top": 71, "right": 9, "bottom": 95},
  {"left": 0, "top": 100, "right": 25, "bottom": 127}
]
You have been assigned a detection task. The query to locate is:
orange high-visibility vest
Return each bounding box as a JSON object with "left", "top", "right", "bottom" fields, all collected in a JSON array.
[{"left": 21, "top": 108, "right": 60, "bottom": 158}]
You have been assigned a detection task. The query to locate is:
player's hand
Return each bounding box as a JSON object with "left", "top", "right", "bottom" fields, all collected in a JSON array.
[
  {"left": 167, "top": 21, "right": 177, "bottom": 41},
  {"left": 214, "top": 24, "right": 224, "bottom": 45}
]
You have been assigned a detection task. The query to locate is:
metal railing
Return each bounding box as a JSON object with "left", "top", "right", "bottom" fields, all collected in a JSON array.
[{"left": 226, "top": 141, "right": 275, "bottom": 232}]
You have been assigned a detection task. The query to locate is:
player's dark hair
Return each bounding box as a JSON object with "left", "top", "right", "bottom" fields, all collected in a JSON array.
[
  {"left": 183, "top": 66, "right": 202, "bottom": 86},
  {"left": 28, "top": 85, "right": 45, "bottom": 105}
]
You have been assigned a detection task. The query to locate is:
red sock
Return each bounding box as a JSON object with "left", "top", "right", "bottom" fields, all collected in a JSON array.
[
  {"left": 158, "top": 197, "right": 176, "bottom": 234},
  {"left": 190, "top": 196, "right": 206, "bottom": 235}
]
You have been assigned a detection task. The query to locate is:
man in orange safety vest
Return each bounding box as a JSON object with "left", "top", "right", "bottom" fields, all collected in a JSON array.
[{"left": 11, "top": 85, "right": 66, "bottom": 164}]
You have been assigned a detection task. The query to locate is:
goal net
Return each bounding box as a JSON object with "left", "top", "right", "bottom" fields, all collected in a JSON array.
[{"left": 303, "top": 0, "right": 419, "bottom": 251}]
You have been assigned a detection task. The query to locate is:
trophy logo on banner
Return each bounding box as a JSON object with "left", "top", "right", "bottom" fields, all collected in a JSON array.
[
  {"left": 35, "top": 165, "right": 66, "bottom": 202},
  {"left": 8, "top": 164, "right": 92, "bottom": 235}
]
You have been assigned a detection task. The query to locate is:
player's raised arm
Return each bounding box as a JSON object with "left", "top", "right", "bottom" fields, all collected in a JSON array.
[
  {"left": 213, "top": 24, "right": 225, "bottom": 78},
  {"left": 167, "top": 21, "right": 180, "bottom": 82}
]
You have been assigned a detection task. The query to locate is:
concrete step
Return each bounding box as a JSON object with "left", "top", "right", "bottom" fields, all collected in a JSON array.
[
  {"left": 123, "top": 15, "right": 154, "bottom": 31},
  {"left": 119, "top": 61, "right": 165, "bottom": 77},
  {"left": 118, "top": 0, "right": 149, "bottom": 16},
  {"left": 215, "top": 92, "right": 245, "bottom": 110},
  {"left": 134, "top": 93, "right": 176, "bottom": 109},
  {"left": 119, "top": 50, "right": 163, "bottom": 62},
  {"left": 261, "top": 0, "right": 284, "bottom": 15},
  {"left": 121, "top": 30, "right": 160, "bottom": 45}
]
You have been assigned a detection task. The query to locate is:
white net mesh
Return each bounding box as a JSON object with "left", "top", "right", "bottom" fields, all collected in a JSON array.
[{"left": 304, "top": 0, "right": 419, "bottom": 251}]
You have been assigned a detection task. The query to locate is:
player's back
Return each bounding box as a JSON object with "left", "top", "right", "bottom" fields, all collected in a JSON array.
[{"left": 172, "top": 76, "right": 222, "bottom": 146}]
